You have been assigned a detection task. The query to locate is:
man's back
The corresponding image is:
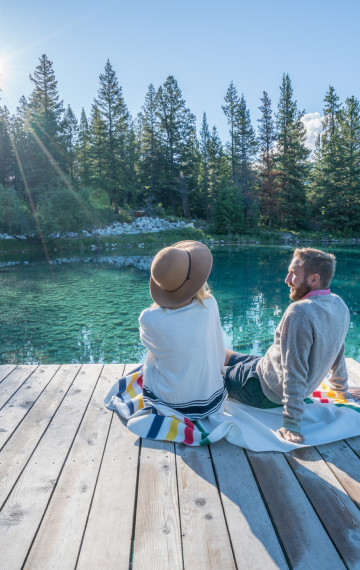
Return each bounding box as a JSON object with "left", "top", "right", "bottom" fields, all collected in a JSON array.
[{"left": 257, "top": 293, "right": 350, "bottom": 431}]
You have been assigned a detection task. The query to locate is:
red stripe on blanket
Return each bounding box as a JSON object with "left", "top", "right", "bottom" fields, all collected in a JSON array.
[
  {"left": 313, "top": 391, "right": 321, "bottom": 397},
  {"left": 320, "top": 398, "right": 329, "bottom": 403},
  {"left": 137, "top": 374, "right": 143, "bottom": 389},
  {"left": 184, "top": 417, "right": 194, "bottom": 445}
]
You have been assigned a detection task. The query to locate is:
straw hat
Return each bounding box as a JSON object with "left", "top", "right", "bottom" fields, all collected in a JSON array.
[{"left": 150, "top": 240, "right": 213, "bottom": 308}]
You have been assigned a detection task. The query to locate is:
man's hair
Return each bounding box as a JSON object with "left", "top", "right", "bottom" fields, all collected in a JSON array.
[{"left": 293, "top": 248, "right": 336, "bottom": 288}]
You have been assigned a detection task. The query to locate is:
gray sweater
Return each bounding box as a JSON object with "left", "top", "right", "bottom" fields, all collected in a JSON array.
[{"left": 256, "top": 293, "right": 350, "bottom": 432}]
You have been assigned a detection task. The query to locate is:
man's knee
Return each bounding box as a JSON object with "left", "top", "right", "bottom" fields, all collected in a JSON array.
[{"left": 225, "top": 349, "right": 236, "bottom": 366}]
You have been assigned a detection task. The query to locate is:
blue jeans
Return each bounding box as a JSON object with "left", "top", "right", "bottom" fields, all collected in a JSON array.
[{"left": 224, "top": 352, "right": 280, "bottom": 409}]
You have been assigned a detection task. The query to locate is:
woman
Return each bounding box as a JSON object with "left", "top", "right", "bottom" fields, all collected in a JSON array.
[{"left": 139, "top": 240, "right": 227, "bottom": 420}]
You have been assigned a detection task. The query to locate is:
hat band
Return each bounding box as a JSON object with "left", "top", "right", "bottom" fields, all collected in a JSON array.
[{"left": 164, "top": 250, "right": 192, "bottom": 292}]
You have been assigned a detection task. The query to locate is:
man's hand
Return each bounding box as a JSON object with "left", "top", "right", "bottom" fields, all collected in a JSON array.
[
  {"left": 349, "top": 387, "right": 360, "bottom": 401},
  {"left": 277, "top": 427, "right": 305, "bottom": 444}
]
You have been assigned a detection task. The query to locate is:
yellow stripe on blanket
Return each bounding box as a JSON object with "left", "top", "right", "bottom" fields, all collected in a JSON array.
[
  {"left": 126, "top": 372, "right": 140, "bottom": 399},
  {"left": 320, "top": 381, "right": 347, "bottom": 403},
  {"left": 165, "top": 417, "right": 180, "bottom": 441},
  {"left": 135, "top": 393, "right": 144, "bottom": 410}
]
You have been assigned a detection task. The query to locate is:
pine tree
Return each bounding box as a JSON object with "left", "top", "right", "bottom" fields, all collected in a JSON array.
[
  {"left": 62, "top": 105, "right": 78, "bottom": 187},
  {"left": 208, "top": 126, "right": 226, "bottom": 222},
  {"left": 91, "top": 59, "right": 131, "bottom": 212},
  {"left": 337, "top": 96, "right": 360, "bottom": 230},
  {"left": 123, "top": 125, "right": 140, "bottom": 207},
  {"left": 213, "top": 180, "right": 245, "bottom": 234},
  {"left": 198, "top": 112, "right": 211, "bottom": 217},
  {"left": 155, "top": 76, "right": 198, "bottom": 217},
  {"left": 274, "top": 74, "right": 310, "bottom": 229},
  {"left": 257, "top": 91, "right": 278, "bottom": 228},
  {"left": 196, "top": 115, "right": 226, "bottom": 221},
  {"left": 89, "top": 103, "right": 107, "bottom": 188},
  {"left": 0, "top": 104, "right": 14, "bottom": 188},
  {"left": 137, "top": 84, "right": 162, "bottom": 206},
  {"left": 236, "top": 94, "right": 258, "bottom": 227},
  {"left": 10, "top": 96, "right": 28, "bottom": 192},
  {"left": 24, "top": 54, "right": 66, "bottom": 190},
  {"left": 222, "top": 84, "right": 258, "bottom": 228},
  {"left": 76, "top": 108, "right": 91, "bottom": 188},
  {"left": 309, "top": 86, "right": 342, "bottom": 228},
  {"left": 222, "top": 81, "right": 239, "bottom": 182}
]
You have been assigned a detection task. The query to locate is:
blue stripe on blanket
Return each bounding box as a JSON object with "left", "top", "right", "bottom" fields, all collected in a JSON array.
[
  {"left": 143, "top": 385, "right": 227, "bottom": 420},
  {"left": 147, "top": 414, "right": 165, "bottom": 439},
  {"left": 116, "top": 377, "right": 127, "bottom": 396},
  {"left": 126, "top": 399, "right": 135, "bottom": 415},
  {"left": 119, "top": 394, "right": 135, "bottom": 415}
]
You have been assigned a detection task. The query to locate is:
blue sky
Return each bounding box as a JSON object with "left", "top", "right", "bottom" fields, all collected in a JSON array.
[{"left": 0, "top": 0, "right": 359, "bottom": 146}]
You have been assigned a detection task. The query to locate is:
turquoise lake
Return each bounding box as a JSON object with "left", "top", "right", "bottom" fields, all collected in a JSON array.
[{"left": 1, "top": 245, "right": 359, "bottom": 364}]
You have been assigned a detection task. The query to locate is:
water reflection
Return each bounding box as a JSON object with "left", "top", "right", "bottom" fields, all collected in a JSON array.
[{"left": 0, "top": 245, "right": 359, "bottom": 364}]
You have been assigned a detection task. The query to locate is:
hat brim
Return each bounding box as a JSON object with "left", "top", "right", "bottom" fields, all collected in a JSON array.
[{"left": 150, "top": 240, "right": 213, "bottom": 308}]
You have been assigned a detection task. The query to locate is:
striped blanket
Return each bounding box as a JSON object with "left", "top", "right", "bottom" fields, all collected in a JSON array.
[{"left": 104, "top": 365, "right": 360, "bottom": 451}]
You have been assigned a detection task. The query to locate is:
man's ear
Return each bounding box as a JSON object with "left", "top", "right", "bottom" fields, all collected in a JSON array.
[{"left": 310, "top": 273, "right": 321, "bottom": 287}]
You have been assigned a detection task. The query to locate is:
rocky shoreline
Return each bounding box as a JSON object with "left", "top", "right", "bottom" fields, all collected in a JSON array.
[
  {"left": 1, "top": 215, "right": 360, "bottom": 250},
  {"left": 0, "top": 216, "right": 194, "bottom": 241}
]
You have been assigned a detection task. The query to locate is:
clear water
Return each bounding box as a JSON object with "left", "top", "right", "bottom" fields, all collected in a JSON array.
[{"left": 1, "top": 246, "right": 359, "bottom": 364}]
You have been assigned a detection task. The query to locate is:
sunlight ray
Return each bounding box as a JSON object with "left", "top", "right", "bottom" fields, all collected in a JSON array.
[{"left": 2, "top": 114, "right": 52, "bottom": 267}]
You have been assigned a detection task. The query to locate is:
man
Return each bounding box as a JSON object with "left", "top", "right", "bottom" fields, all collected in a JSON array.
[{"left": 224, "top": 248, "right": 352, "bottom": 444}]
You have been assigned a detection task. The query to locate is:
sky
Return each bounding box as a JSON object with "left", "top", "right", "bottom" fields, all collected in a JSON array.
[{"left": 1, "top": 0, "right": 359, "bottom": 150}]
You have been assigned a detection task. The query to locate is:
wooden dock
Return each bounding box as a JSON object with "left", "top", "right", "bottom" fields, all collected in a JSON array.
[{"left": 0, "top": 359, "right": 360, "bottom": 569}]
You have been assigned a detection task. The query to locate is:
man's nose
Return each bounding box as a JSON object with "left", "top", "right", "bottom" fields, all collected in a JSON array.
[{"left": 285, "top": 273, "right": 291, "bottom": 284}]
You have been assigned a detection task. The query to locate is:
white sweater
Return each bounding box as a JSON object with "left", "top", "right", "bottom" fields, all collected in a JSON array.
[{"left": 139, "top": 296, "right": 226, "bottom": 419}]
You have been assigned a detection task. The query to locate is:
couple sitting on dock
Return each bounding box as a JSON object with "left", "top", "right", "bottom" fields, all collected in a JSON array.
[{"left": 106, "top": 241, "right": 360, "bottom": 451}]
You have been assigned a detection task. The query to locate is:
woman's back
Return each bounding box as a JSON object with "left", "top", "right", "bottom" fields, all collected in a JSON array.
[{"left": 140, "top": 295, "right": 226, "bottom": 419}]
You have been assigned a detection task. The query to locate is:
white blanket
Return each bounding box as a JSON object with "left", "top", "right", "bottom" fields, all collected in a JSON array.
[
  {"left": 205, "top": 393, "right": 360, "bottom": 451},
  {"left": 105, "top": 367, "right": 360, "bottom": 452}
]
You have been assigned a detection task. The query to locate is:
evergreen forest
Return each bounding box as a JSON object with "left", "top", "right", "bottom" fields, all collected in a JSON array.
[{"left": 0, "top": 54, "right": 360, "bottom": 242}]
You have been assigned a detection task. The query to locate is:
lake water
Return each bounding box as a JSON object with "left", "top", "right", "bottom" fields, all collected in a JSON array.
[{"left": 1, "top": 245, "right": 359, "bottom": 364}]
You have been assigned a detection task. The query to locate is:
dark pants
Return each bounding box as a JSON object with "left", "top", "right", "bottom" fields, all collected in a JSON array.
[{"left": 224, "top": 352, "right": 280, "bottom": 409}]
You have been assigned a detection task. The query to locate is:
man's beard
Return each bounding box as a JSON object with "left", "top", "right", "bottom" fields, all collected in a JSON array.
[{"left": 289, "top": 280, "right": 312, "bottom": 301}]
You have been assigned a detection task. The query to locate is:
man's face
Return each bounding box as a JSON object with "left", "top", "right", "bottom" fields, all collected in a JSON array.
[{"left": 285, "top": 257, "right": 312, "bottom": 301}]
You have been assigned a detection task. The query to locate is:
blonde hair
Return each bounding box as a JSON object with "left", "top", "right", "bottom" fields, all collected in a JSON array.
[
  {"left": 151, "top": 281, "right": 212, "bottom": 309},
  {"left": 193, "top": 282, "right": 212, "bottom": 305}
]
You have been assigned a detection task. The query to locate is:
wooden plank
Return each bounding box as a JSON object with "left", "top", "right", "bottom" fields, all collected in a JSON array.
[
  {"left": 344, "top": 357, "right": 360, "bottom": 457},
  {"left": 346, "top": 357, "right": 360, "bottom": 384},
  {"left": 0, "top": 364, "right": 60, "bottom": 450},
  {"left": 132, "top": 440, "right": 182, "bottom": 570},
  {"left": 0, "top": 363, "right": 102, "bottom": 569},
  {"left": 0, "top": 365, "right": 16, "bottom": 383},
  {"left": 24, "top": 364, "right": 123, "bottom": 570},
  {"left": 210, "top": 440, "right": 288, "bottom": 569},
  {"left": 176, "top": 444, "right": 235, "bottom": 570},
  {"left": 346, "top": 435, "right": 360, "bottom": 457},
  {"left": 0, "top": 364, "right": 81, "bottom": 508},
  {"left": 316, "top": 440, "right": 360, "bottom": 507},
  {"left": 0, "top": 365, "right": 38, "bottom": 408},
  {"left": 77, "top": 363, "right": 140, "bottom": 570},
  {"left": 247, "top": 450, "right": 344, "bottom": 569},
  {"left": 287, "top": 446, "right": 360, "bottom": 568}
]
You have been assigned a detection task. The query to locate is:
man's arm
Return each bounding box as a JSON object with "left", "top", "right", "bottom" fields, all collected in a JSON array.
[
  {"left": 276, "top": 306, "right": 313, "bottom": 442},
  {"left": 327, "top": 344, "right": 349, "bottom": 398}
]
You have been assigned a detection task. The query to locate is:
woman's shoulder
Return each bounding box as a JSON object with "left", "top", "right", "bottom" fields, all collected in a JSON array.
[
  {"left": 202, "top": 294, "right": 218, "bottom": 309},
  {"left": 139, "top": 305, "right": 163, "bottom": 324}
]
